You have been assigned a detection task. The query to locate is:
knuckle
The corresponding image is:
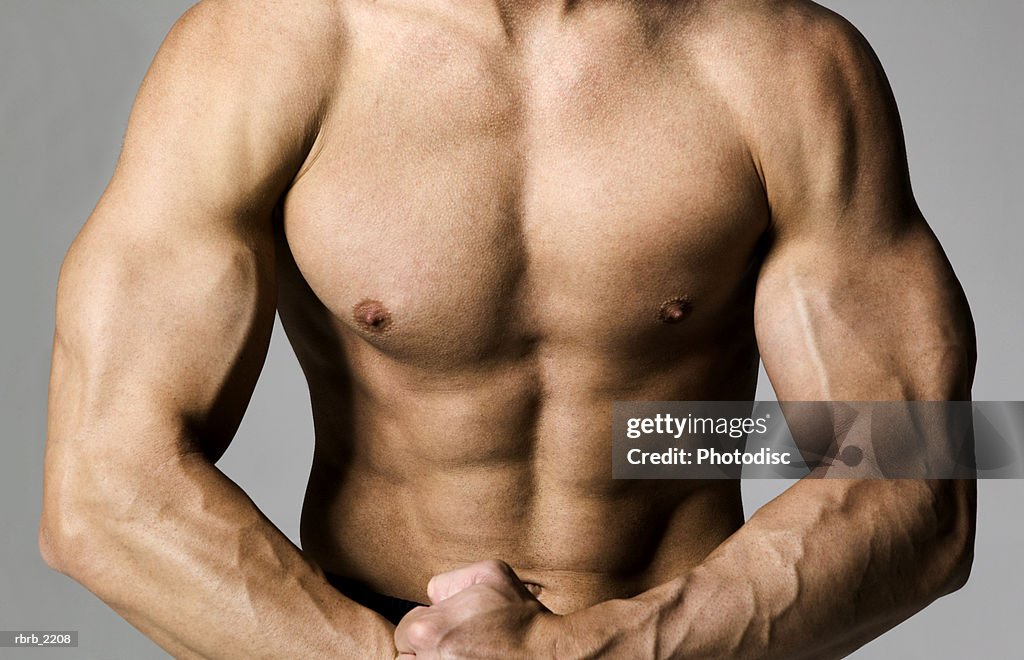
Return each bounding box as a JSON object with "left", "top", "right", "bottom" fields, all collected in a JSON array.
[
  {"left": 467, "top": 588, "right": 495, "bottom": 608},
  {"left": 480, "top": 559, "right": 511, "bottom": 576},
  {"left": 406, "top": 619, "right": 438, "bottom": 647}
]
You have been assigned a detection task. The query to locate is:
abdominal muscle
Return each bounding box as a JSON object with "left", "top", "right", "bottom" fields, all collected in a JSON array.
[{"left": 296, "top": 347, "right": 750, "bottom": 615}]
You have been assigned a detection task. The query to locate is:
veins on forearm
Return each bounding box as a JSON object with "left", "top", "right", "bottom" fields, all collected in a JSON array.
[{"left": 647, "top": 480, "right": 954, "bottom": 660}]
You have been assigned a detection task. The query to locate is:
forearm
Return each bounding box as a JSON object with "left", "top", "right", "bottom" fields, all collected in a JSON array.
[
  {"left": 566, "top": 479, "right": 973, "bottom": 659},
  {"left": 41, "top": 448, "right": 394, "bottom": 659}
]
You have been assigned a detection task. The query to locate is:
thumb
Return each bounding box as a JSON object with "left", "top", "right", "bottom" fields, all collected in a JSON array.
[{"left": 426, "top": 559, "right": 524, "bottom": 604}]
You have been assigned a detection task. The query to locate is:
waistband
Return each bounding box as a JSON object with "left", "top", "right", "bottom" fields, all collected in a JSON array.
[{"left": 324, "top": 573, "right": 425, "bottom": 626}]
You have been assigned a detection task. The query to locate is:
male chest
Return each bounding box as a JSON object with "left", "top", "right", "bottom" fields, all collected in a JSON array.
[{"left": 281, "top": 20, "right": 768, "bottom": 364}]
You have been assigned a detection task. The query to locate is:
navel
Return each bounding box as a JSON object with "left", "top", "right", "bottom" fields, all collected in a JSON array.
[
  {"left": 523, "top": 582, "right": 543, "bottom": 597},
  {"left": 658, "top": 297, "right": 693, "bottom": 325},
  {"left": 352, "top": 299, "right": 392, "bottom": 332}
]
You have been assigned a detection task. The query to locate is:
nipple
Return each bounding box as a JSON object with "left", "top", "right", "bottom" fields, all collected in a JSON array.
[
  {"left": 658, "top": 297, "right": 693, "bottom": 324},
  {"left": 352, "top": 299, "right": 392, "bottom": 332}
]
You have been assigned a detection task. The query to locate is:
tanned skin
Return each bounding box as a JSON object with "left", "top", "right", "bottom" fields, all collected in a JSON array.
[{"left": 41, "top": 0, "right": 976, "bottom": 658}]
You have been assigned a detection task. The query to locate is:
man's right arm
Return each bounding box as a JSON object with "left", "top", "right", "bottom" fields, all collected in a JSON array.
[{"left": 40, "top": 3, "right": 394, "bottom": 657}]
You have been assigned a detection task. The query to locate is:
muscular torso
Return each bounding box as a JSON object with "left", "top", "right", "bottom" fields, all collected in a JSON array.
[{"left": 277, "top": 1, "right": 768, "bottom": 613}]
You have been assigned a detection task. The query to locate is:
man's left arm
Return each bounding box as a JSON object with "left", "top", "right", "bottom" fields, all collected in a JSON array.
[
  {"left": 568, "top": 11, "right": 978, "bottom": 657},
  {"left": 566, "top": 194, "right": 980, "bottom": 656},
  {"left": 395, "top": 10, "right": 977, "bottom": 658},
  {"left": 560, "top": 188, "right": 976, "bottom": 658}
]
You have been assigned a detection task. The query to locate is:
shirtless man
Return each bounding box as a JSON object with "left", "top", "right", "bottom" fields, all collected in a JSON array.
[{"left": 40, "top": 0, "right": 976, "bottom": 657}]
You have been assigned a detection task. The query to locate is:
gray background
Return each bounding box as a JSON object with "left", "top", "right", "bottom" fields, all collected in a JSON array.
[{"left": 1, "top": 1, "right": 1020, "bottom": 658}]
